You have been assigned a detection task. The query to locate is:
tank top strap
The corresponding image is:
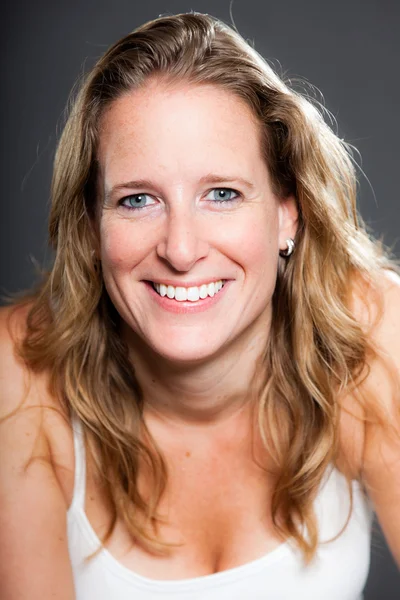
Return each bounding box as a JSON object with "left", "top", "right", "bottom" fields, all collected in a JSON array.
[{"left": 70, "top": 414, "right": 87, "bottom": 510}]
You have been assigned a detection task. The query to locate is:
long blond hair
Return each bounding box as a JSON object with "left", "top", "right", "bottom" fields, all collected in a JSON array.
[{"left": 9, "top": 12, "right": 400, "bottom": 564}]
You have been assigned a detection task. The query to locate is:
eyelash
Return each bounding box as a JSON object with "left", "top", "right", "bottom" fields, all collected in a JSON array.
[{"left": 118, "top": 187, "right": 241, "bottom": 211}]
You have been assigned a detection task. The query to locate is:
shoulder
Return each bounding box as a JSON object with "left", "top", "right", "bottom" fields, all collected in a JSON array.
[
  {"left": 0, "top": 301, "right": 50, "bottom": 476},
  {"left": 0, "top": 302, "right": 40, "bottom": 428},
  {"left": 343, "top": 268, "right": 400, "bottom": 566},
  {"left": 0, "top": 301, "right": 66, "bottom": 421},
  {"left": 0, "top": 303, "right": 76, "bottom": 597},
  {"left": 336, "top": 268, "right": 400, "bottom": 480},
  {"left": 350, "top": 268, "right": 400, "bottom": 422},
  {"left": 348, "top": 267, "right": 400, "bottom": 336},
  {"left": 0, "top": 302, "right": 73, "bottom": 489},
  {"left": 355, "top": 268, "right": 400, "bottom": 473},
  {"left": 0, "top": 302, "right": 29, "bottom": 395}
]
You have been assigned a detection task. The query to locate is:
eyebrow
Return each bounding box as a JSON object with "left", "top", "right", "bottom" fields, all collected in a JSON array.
[{"left": 104, "top": 173, "right": 255, "bottom": 203}]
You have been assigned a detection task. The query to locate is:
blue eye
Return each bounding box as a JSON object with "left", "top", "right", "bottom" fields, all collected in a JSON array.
[
  {"left": 207, "top": 188, "right": 240, "bottom": 202},
  {"left": 118, "top": 187, "right": 240, "bottom": 211},
  {"left": 119, "top": 194, "right": 156, "bottom": 210}
]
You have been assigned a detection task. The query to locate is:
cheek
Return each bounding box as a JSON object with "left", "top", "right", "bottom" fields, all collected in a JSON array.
[
  {"left": 100, "top": 218, "right": 149, "bottom": 270},
  {"left": 221, "top": 208, "right": 279, "bottom": 275}
]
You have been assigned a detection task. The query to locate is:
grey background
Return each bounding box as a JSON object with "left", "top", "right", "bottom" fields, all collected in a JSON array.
[{"left": 1, "top": 0, "right": 399, "bottom": 596}]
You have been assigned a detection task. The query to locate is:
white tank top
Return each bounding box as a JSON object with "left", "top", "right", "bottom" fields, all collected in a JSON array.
[{"left": 67, "top": 417, "right": 374, "bottom": 599}]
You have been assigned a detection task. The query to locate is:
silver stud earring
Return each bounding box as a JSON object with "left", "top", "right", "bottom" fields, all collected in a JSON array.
[{"left": 279, "top": 238, "right": 295, "bottom": 257}]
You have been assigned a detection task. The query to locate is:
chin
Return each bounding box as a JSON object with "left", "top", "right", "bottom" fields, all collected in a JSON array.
[{"left": 142, "top": 329, "right": 229, "bottom": 366}]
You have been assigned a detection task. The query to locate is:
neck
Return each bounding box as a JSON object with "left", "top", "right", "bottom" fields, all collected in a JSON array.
[{"left": 121, "top": 315, "right": 271, "bottom": 430}]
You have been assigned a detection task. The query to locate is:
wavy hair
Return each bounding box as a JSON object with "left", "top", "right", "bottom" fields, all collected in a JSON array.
[{"left": 8, "top": 12, "right": 400, "bottom": 564}]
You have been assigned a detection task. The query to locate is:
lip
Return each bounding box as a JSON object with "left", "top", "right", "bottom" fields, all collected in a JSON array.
[{"left": 144, "top": 280, "right": 230, "bottom": 314}]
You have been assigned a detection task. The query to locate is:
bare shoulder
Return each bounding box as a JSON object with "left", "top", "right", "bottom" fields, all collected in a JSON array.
[
  {"left": 349, "top": 267, "right": 400, "bottom": 420},
  {"left": 355, "top": 269, "right": 400, "bottom": 456},
  {"left": 348, "top": 267, "right": 400, "bottom": 332},
  {"left": 336, "top": 268, "right": 400, "bottom": 480},
  {"left": 0, "top": 301, "right": 68, "bottom": 425},
  {"left": 0, "top": 302, "right": 74, "bottom": 497},
  {"left": 363, "top": 269, "right": 400, "bottom": 567},
  {"left": 0, "top": 301, "right": 54, "bottom": 486},
  {"left": 339, "top": 268, "right": 400, "bottom": 566},
  {"left": 0, "top": 302, "right": 31, "bottom": 414},
  {"left": 0, "top": 303, "right": 76, "bottom": 598}
]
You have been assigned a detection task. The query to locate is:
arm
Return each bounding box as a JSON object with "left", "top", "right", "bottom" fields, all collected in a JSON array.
[
  {"left": 355, "top": 270, "right": 400, "bottom": 569},
  {"left": 0, "top": 305, "right": 76, "bottom": 600}
]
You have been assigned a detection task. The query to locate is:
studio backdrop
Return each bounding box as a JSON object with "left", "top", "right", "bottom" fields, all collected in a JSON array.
[{"left": 1, "top": 1, "right": 399, "bottom": 597}]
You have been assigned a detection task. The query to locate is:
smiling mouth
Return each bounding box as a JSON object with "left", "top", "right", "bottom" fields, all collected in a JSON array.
[{"left": 150, "top": 280, "right": 226, "bottom": 302}]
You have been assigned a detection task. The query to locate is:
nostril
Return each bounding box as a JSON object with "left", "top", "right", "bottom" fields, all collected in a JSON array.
[{"left": 155, "top": 227, "right": 210, "bottom": 273}]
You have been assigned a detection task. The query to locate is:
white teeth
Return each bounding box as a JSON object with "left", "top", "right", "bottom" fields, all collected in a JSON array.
[
  {"left": 175, "top": 287, "right": 187, "bottom": 301},
  {"left": 152, "top": 280, "right": 225, "bottom": 302},
  {"left": 187, "top": 287, "right": 200, "bottom": 301},
  {"left": 199, "top": 284, "right": 208, "bottom": 299}
]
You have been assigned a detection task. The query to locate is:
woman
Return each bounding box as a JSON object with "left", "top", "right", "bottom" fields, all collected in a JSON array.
[{"left": 1, "top": 11, "right": 399, "bottom": 600}]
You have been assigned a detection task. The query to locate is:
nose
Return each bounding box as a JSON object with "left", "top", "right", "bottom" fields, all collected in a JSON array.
[{"left": 156, "top": 207, "right": 210, "bottom": 272}]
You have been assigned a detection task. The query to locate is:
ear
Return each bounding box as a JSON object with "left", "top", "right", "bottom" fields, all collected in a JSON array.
[{"left": 278, "top": 195, "right": 298, "bottom": 251}]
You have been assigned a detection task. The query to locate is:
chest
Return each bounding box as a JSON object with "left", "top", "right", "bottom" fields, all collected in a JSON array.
[
  {"left": 81, "top": 421, "right": 286, "bottom": 579},
  {"left": 54, "top": 402, "right": 364, "bottom": 580}
]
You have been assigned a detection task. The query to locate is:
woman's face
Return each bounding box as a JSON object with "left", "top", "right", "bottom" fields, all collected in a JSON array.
[{"left": 97, "top": 79, "right": 298, "bottom": 363}]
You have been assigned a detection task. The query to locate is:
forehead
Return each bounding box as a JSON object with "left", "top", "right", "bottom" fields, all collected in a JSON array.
[{"left": 97, "top": 80, "right": 266, "bottom": 183}]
